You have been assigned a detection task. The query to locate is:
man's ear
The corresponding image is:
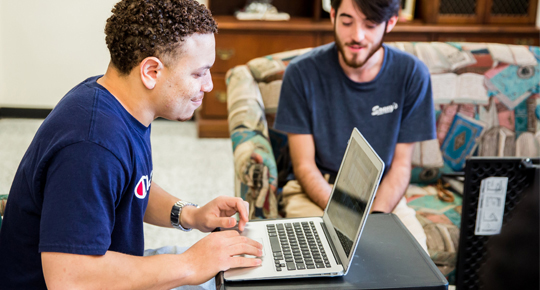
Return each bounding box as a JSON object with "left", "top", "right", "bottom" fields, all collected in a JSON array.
[
  {"left": 330, "top": 7, "right": 336, "bottom": 26},
  {"left": 140, "top": 57, "right": 164, "bottom": 90},
  {"left": 386, "top": 15, "right": 398, "bottom": 33}
]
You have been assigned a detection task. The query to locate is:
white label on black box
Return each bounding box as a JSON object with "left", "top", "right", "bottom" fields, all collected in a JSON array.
[{"left": 475, "top": 177, "right": 508, "bottom": 236}]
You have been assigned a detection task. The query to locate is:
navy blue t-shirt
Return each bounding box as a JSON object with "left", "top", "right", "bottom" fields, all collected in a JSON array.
[
  {"left": 0, "top": 76, "right": 152, "bottom": 288},
  {"left": 274, "top": 43, "right": 436, "bottom": 176}
]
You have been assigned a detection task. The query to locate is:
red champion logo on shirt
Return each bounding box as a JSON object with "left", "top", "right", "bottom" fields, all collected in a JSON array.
[{"left": 134, "top": 171, "right": 152, "bottom": 199}]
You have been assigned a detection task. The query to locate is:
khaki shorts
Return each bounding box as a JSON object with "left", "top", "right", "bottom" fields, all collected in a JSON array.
[
  {"left": 282, "top": 180, "right": 325, "bottom": 218},
  {"left": 281, "top": 180, "right": 428, "bottom": 253}
]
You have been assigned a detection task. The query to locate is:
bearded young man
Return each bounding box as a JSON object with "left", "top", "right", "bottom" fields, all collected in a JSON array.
[
  {"left": 0, "top": 1, "right": 262, "bottom": 289},
  {"left": 274, "top": 0, "right": 436, "bottom": 249}
]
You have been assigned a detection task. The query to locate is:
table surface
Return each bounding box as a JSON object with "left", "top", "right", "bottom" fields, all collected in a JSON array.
[{"left": 217, "top": 214, "right": 448, "bottom": 290}]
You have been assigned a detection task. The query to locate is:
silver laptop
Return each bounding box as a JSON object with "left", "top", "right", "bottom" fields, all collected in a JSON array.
[{"left": 224, "top": 128, "right": 385, "bottom": 281}]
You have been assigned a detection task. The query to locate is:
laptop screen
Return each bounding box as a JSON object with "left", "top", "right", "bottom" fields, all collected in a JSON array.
[{"left": 326, "top": 135, "right": 380, "bottom": 258}]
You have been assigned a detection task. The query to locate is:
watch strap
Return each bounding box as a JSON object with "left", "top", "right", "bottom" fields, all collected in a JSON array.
[{"left": 171, "top": 200, "right": 198, "bottom": 231}]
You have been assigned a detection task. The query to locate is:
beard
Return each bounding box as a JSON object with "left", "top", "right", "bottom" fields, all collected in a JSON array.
[{"left": 334, "top": 22, "right": 387, "bottom": 69}]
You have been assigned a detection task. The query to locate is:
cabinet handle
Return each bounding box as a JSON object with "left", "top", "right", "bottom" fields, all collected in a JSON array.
[
  {"left": 215, "top": 91, "right": 227, "bottom": 103},
  {"left": 217, "top": 48, "right": 235, "bottom": 60},
  {"left": 514, "top": 38, "right": 534, "bottom": 45}
]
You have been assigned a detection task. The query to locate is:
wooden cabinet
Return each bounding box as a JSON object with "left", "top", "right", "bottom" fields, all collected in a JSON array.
[
  {"left": 486, "top": 0, "right": 539, "bottom": 24},
  {"left": 203, "top": 74, "right": 228, "bottom": 118},
  {"left": 420, "top": 0, "right": 538, "bottom": 25},
  {"left": 213, "top": 32, "right": 318, "bottom": 74},
  {"left": 196, "top": 1, "right": 539, "bottom": 138}
]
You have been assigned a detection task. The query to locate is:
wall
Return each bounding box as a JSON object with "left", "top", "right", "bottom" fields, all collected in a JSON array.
[
  {"left": 0, "top": 0, "right": 208, "bottom": 109},
  {"left": 0, "top": 0, "right": 117, "bottom": 108}
]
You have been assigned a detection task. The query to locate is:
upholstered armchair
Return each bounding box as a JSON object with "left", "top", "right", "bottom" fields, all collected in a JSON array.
[
  {"left": 226, "top": 48, "right": 313, "bottom": 219},
  {"left": 0, "top": 195, "right": 7, "bottom": 228}
]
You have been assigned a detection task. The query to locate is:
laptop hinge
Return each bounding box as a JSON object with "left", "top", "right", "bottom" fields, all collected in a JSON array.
[{"left": 321, "top": 222, "right": 342, "bottom": 266}]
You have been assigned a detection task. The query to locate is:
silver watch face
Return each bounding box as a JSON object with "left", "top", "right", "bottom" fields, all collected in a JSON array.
[{"left": 171, "top": 201, "right": 197, "bottom": 231}]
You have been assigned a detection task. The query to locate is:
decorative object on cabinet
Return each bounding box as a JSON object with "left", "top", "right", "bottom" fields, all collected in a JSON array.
[
  {"left": 400, "top": 0, "right": 417, "bottom": 21},
  {"left": 235, "top": 0, "right": 290, "bottom": 21}
]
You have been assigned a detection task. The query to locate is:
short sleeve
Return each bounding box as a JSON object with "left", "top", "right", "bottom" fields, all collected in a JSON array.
[
  {"left": 274, "top": 64, "right": 313, "bottom": 134},
  {"left": 39, "top": 141, "right": 127, "bottom": 255},
  {"left": 397, "top": 61, "right": 436, "bottom": 143}
]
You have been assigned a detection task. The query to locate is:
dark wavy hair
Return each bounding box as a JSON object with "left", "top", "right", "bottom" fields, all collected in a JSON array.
[
  {"left": 331, "top": 0, "right": 400, "bottom": 24},
  {"left": 105, "top": 0, "right": 217, "bottom": 75}
]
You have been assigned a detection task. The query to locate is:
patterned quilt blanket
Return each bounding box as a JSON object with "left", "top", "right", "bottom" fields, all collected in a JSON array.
[{"left": 406, "top": 184, "right": 462, "bottom": 284}]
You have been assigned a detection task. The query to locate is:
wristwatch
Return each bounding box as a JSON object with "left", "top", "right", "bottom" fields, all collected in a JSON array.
[{"left": 170, "top": 200, "right": 199, "bottom": 231}]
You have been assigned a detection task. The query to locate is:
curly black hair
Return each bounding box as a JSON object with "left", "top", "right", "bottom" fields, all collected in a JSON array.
[{"left": 105, "top": 0, "right": 217, "bottom": 75}]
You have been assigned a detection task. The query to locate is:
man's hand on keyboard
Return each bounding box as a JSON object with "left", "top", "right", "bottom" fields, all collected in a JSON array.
[{"left": 180, "top": 230, "right": 263, "bottom": 285}]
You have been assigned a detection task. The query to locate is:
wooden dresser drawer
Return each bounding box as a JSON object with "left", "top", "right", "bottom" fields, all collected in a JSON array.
[
  {"left": 213, "top": 31, "right": 317, "bottom": 73},
  {"left": 201, "top": 74, "right": 228, "bottom": 118}
]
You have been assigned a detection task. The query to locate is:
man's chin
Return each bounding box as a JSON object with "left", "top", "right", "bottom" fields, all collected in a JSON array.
[
  {"left": 338, "top": 41, "right": 383, "bottom": 70},
  {"left": 340, "top": 53, "right": 367, "bottom": 69},
  {"left": 344, "top": 58, "right": 367, "bottom": 69},
  {"left": 177, "top": 112, "right": 195, "bottom": 122},
  {"left": 161, "top": 111, "right": 195, "bottom": 122}
]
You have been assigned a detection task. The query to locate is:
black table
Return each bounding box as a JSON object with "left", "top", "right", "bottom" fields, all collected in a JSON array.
[{"left": 217, "top": 214, "right": 448, "bottom": 290}]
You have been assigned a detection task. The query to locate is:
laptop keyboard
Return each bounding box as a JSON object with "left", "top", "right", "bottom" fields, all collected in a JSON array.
[{"left": 266, "top": 221, "right": 331, "bottom": 272}]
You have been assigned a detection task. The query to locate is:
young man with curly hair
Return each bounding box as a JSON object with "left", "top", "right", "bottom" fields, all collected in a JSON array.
[
  {"left": 0, "top": 0, "right": 262, "bottom": 289},
  {"left": 274, "top": 0, "right": 435, "bottom": 249}
]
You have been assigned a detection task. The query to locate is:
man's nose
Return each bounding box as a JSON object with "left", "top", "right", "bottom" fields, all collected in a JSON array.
[
  {"left": 202, "top": 73, "right": 213, "bottom": 93},
  {"left": 351, "top": 25, "right": 365, "bottom": 43}
]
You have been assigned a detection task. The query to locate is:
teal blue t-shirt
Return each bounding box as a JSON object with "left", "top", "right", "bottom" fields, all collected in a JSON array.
[{"left": 274, "top": 43, "right": 436, "bottom": 177}]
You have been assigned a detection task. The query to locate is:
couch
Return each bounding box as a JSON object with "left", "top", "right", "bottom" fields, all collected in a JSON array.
[{"left": 225, "top": 42, "right": 540, "bottom": 281}]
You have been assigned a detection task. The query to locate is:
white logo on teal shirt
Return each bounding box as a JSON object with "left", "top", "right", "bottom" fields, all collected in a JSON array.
[{"left": 372, "top": 102, "right": 398, "bottom": 116}]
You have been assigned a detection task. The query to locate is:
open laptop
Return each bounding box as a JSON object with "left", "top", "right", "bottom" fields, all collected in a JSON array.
[{"left": 224, "top": 127, "right": 385, "bottom": 281}]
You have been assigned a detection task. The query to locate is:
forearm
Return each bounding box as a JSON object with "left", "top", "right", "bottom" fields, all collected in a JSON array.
[
  {"left": 371, "top": 162, "right": 411, "bottom": 213},
  {"left": 294, "top": 164, "right": 332, "bottom": 210},
  {"left": 143, "top": 182, "right": 179, "bottom": 228},
  {"left": 287, "top": 133, "right": 332, "bottom": 209},
  {"left": 42, "top": 251, "right": 194, "bottom": 290}
]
